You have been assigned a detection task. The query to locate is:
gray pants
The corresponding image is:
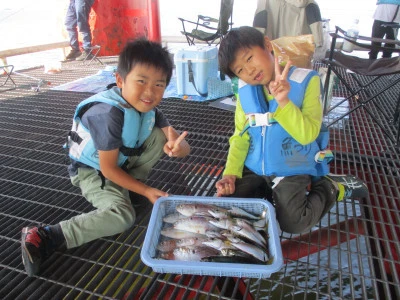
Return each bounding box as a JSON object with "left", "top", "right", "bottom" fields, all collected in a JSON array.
[
  {"left": 231, "top": 167, "right": 337, "bottom": 234},
  {"left": 60, "top": 127, "right": 166, "bottom": 249}
]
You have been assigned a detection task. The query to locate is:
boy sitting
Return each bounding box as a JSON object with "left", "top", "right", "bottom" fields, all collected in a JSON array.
[
  {"left": 21, "top": 38, "right": 190, "bottom": 276},
  {"left": 215, "top": 26, "right": 368, "bottom": 234}
]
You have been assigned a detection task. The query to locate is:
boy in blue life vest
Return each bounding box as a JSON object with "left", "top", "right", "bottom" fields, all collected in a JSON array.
[
  {"left": 215, "top": 26, "right": 368, "bottom": 234},
  {"left": 21, "top": 38, "right": 191, "bottom": 277}
]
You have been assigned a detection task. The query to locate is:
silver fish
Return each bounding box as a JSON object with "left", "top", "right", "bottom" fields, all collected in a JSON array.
[
  {"left": 157, "top": 239, "right": 178, "bottom": 252},
  {"left": 220, "top": 248, "right": 255, "bottom": 259},
  {"left": 208, "top": 209, "right": 266, "bottom": 230},
  {"left": 176, "top": 203, "right": 225, "bottom": 217},
  {"left": 234, "top": 219, "right": 267, "bottom": 246},
  {"left": 202, "top": 237, "right": 235, "bottom": 251},
  {"left": 208, "top": 206, "right": 265, "bottom": 221},
  {"left": 208, "top": 207, "right": 230, "bottom": 219},
  {"left": 208, "top": 218, "right": 235, "bottom": 230},
  {"left": 252, "top": 218, "right": 267, "bottom": 230},
  {"left": 232, "top": 216, "right": 266, "bottom": 229},
  {"left": 163, "top": 246, "right": 219, "bottom": 261},
  {"left": 160, "top": 228, "right": 204, "bottom": 239},
  {"left": 229, "top": 224, "right": 266, "bottom": 249},
  {"left": 174, "top": 216, "right": 219, "bottom": 234},
  {"left": 224, "top": 235, "right": 243, "bottom": 244},
  {"left": 211, "top": 218, "right": 267, "bottom": 248},
  {"left": 222, "top": 230, "right": 263, "bottom": 249},
  {"left": 176, "top": 237, "right": 208, "bottom": 247},
  {"left": 228, "top": 206, "right": 261, "bottom": 220},
  {"left": 231, "top": 241, "right": 269, "bottom": 262},
  {"left": 163, "top": 212, "right": 187, "bottom": 224},
  {"left": 205, "top": 230, "right": 226, "bottom": 239}
]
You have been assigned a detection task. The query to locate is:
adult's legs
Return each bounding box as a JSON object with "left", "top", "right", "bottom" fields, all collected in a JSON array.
[
  {"left": 75, "top": 0, "right": 95, "bottom": 51},
  {"left": 382, "top": 22, "right": 396, "bottom": 58},
  {"left": 369, "top": 20, "right": 396, "bottom": 59},
  {"left": 65, "top": 0, "right": 79, "bottom": 50}
]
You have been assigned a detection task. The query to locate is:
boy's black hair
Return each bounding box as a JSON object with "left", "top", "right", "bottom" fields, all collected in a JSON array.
[
  {"left": 117, "top": 38, "right": 173, "bottom": 85},
  {"left": 219, "top": 26, "right": 266, "bottom": 79}
]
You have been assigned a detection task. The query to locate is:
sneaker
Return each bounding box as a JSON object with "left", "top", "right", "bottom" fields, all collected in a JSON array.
[
  {"left": 65, "top": 49, "right": 82, "bottom": 60},
  {"left": 76, "top": 50, "right": 94, "bottom": 61},
  {"left": 325, "top": 173, "right": 369, "bottom": 201},
  {"left": 21, "top": 226, "right": 53, "bottom": 277}
]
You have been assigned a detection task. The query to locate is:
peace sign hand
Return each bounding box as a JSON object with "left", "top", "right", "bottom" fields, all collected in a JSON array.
[
  {"left": 268, "top": 58, "right": 292, "bottom": 107},
  {"left": 164, "top": 127, "right": 190, "bottom": 158}
]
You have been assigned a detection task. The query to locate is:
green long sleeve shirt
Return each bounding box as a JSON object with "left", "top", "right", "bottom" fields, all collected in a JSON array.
[{"left": 223, "top": 75, "right": 323, "bottom": 178}]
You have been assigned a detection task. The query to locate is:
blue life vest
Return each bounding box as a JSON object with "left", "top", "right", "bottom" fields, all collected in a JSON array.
[
  {"left": 376, "top": 0, "right": 400, "bottom": 5},
  {"left": 67, "top": 87, "right": 155, "bottom": 170},
  {"left": 239, "top": 67, "right": 330, "bottom": 177}
]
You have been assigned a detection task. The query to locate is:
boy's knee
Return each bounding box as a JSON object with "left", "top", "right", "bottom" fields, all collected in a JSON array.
[
  {"left": 110, "top": 203, "right": 136, "bottom": 230},
  {"left": 276, "top": 210, "right": 312, "bottom": 234},
  {"left": 278, "top": 220, "right": 309, "bottom": 234}
]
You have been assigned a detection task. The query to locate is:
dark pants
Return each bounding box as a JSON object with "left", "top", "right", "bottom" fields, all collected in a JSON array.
[
  {"left": 369, "top": 20, "right": 398, "bottom": 59},
  {"left": 230, "top": 168, "right": 337, "bottom": 234},
  {"left": 65, "top": 0, "right": 95, "bottom": 51}
]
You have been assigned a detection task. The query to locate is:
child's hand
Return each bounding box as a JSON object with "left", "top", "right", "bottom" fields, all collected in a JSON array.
[
  {"left": 164, "top": 130, "right": 188, "bottom": 157},
  {"left": 216, "top": 175, "right": 236, "bottom": 197},
  {"left": 268, "top": 58, "right": 292, "bottom": 107},
  {"left": 144, "top": 186, "right": 168, "bottom": 204}
]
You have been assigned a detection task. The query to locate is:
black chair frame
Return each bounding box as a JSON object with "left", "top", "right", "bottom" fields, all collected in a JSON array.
[
  {"left": 1, "top": 64, "right": 17, "bottom": 91},
  {"left": 322, "top": 26, "right": 400, "bottom": 146},
  {"left": 178, "top": 0, "right": 234, "bottom": 46}
]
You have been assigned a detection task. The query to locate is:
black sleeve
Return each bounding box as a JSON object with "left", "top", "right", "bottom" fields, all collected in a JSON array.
[
  {"left": 306, "top": 3, "right": 322, "bottom": 25},
  {"left": 154, "top": 107, "right": 171, "bottom": 128},
  {"left": 253, "top": 10, "right": 268, "bottom": 29}
]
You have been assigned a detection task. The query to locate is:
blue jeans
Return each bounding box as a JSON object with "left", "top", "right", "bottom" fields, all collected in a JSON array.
[{"left": 65, "top": 0, "right": 95, "bottom": 51}]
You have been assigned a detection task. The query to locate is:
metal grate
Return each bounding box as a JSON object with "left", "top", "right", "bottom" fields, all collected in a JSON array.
[{"left": 0, "top": 60, "right": 399, "bottom": 299}]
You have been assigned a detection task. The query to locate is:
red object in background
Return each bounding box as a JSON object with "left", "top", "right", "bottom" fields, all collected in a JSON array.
[{"left": 89, "top": 0, "right": 161, "bottom": 56}]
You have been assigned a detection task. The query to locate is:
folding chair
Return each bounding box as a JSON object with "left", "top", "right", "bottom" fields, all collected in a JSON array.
[
  {"left": 178, "top": 0, "right": 234, "bottom": 46},
  {"left": 1, "top": 64, "right": 17, "bottom": 91},
  {"left": 82, "top": 45, "right": 103, "bottom": 66},
  {"left": 322, "top": 26, "right": 400, "bottom": 146}
]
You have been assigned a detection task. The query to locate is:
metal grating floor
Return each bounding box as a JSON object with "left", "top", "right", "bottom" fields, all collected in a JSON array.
[{"left": 0, "top": 59, "right": 399, "bottom": 300}]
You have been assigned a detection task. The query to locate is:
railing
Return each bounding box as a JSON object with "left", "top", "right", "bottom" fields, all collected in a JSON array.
[{"left": 0, "top": 41, "right": 70, "bottom": 65}]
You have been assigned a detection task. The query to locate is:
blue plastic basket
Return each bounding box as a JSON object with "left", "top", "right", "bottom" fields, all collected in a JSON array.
[{"left": 141, "top": 196, "right": 283, "bottom": 278}]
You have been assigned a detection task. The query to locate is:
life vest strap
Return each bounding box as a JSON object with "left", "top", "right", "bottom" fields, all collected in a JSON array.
[
  {"left": 68, "top": 131, "right": 83, "bottom": 144},
  {"left": 120, "top": 145, "right": 144, "bottom": 156}
]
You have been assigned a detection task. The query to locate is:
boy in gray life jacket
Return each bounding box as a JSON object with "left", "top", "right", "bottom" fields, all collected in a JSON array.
[
  {"left": 21, "top": 38, "right": 191, "bottom": 277},
  {"left": 215, "top": 26, "right": 368, "bottom": 234}
]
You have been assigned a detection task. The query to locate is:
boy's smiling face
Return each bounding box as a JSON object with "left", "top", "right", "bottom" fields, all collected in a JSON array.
[
  {"left": 116, "top": 63, "right": 167, "bottom": 113},
  {"left": 230, "top": 37, "right": 275, "bottom": 86}
]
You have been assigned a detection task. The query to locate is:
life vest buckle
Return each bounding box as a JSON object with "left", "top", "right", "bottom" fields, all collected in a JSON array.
[{"left": 248, "top": 112, "right": 273, "bottom": 127}]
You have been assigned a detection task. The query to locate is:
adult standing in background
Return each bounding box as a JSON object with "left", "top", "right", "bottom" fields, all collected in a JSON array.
[
  {"left": 253, "top": 0, "right": 324, "bottom": 48},
  {"left": 65, "top": 0, "right": 95, "bottom": 61},
  {"left": 369, "top": 0, "right": 400, "bottom": 59}
]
